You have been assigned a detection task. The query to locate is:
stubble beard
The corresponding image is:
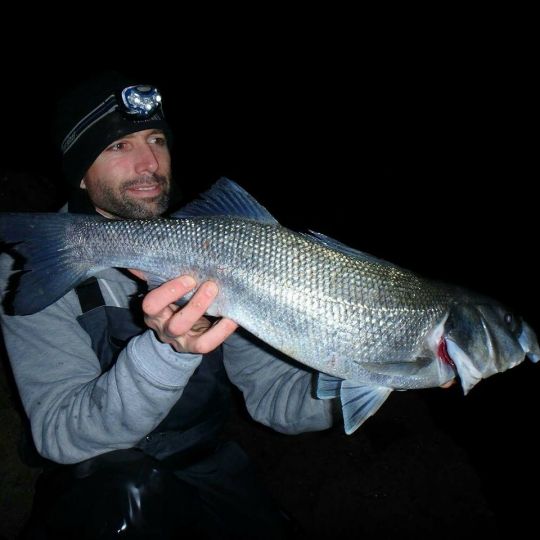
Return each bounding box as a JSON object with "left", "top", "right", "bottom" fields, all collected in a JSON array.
[{"left": 99, "top": 174, "right": 171, "bottom": 219}]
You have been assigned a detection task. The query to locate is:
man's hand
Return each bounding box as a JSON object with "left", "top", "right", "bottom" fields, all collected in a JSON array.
[{"left": 134, "top": 273, "right": 238, "bottom": 354}]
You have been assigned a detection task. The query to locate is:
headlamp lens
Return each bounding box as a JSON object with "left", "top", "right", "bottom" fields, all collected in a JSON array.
[{"left": 120, "top": 85, "right": 162, "bottom": 118}]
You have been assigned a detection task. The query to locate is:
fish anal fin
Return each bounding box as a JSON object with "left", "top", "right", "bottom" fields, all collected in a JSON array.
[{"left": 315, "top": 372, "right": 343, "bottom": 399}]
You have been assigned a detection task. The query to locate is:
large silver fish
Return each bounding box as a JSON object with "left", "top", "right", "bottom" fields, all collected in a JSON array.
[{"left": 1, "top": 178, "right": 538, "bottom": 433}]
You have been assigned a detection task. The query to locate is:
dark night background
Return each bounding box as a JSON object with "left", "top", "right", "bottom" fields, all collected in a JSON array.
[{"left": 0, "top": 26, "right": 536, "bottom": 539}]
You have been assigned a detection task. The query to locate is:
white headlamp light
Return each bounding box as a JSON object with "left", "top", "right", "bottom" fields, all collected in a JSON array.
[{"left": 120, "top": 85, "right": 162, "bottom": 118}]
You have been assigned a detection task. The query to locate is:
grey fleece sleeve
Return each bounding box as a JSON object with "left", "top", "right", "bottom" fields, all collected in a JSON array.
[
  {"left": 223, "top": 330, "right": 334, "bottom": 434},
  {"left": 0, "top": 294, "right": 202, "bottom": 464}
]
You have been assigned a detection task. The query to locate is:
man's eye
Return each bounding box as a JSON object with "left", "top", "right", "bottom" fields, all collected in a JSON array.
[
  {"left": 107, "top": 142, "right": 126, "bottom": 152},
  {"left": 150, "top": 136, "right": 167, "bottom": 146}
]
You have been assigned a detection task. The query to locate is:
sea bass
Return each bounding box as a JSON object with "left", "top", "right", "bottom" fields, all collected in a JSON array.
[{"left": 1, "top": 178, "right": 538, "bottom": 433}]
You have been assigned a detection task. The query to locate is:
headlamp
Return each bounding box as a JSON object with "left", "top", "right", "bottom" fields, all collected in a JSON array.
[
  {"left": 61, "top": 84, "right": 165, "bottom": 154},
  {"left": 120, "top": 85, "right": 162, "bottom": 118}
]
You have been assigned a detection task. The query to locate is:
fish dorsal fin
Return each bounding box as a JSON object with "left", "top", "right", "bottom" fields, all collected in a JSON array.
[
  {"left": 340, "top": 381, "right": 393, "bottom": 434},
  {"left": 306, "top": 231, "right": 399, "bottom": 267},
  {"left": 171, "top": 177, "right": 279, "bottom": 225}
]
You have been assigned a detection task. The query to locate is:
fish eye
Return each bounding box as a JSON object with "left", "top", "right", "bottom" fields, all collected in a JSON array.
[{"left": 504, "top": 312, "right": 521, "bottom": 334}]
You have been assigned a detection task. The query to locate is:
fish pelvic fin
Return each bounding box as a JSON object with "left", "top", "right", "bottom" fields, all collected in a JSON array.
[
  {"left": 340, "top": 381, "right": 393, "bottom": 435},
  {"left": 316, "top": 373, "right": 392, "bottom": 434},
  {"left": 170, "top": 177, "right": 279, "bottom": 225},
  {"left": 0, "top": 213, "right": 93, "bottom": 315}
]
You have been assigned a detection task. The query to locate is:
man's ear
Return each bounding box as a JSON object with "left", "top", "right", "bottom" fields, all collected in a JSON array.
[{"left": 80, "top": 178, "right": 87, "bottom": 189}]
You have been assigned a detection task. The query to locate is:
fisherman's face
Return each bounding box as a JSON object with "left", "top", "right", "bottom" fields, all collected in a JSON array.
[{"left": 81, "top": 129, "right": 172, "bottom": 219}]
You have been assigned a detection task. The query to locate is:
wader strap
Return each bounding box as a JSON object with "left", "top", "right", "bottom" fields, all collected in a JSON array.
[{"left": 75, "top": 278, "right": 105, "bottom": 313}]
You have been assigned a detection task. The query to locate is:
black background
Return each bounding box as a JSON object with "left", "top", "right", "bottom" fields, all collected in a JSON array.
[{"left": 0, "top": 26, "right": 537, "bottom": 538}]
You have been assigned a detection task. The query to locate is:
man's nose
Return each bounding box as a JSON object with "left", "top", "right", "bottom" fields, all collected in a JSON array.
[{"left": 134, "top": 145, "right": 159, "bottom": 174}]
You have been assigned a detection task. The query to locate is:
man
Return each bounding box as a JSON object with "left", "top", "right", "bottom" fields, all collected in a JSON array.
[{"left": 0, "top": 72, "right": 333, "bottom": 538}]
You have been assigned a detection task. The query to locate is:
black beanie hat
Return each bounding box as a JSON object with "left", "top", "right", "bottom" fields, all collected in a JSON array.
[{"left": 55, "top": 71, "right": 172, "bottom": 190}]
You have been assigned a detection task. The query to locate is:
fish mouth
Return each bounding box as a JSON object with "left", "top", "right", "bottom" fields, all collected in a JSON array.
[
  {"left": 441, "top": 304, "right": 538, "bottom": 395},
  {"left": 444, "top": 323, "right": 538, "bottom": 395},
  {"left": 518, "top": 321, "right": 540, "bottom": 363}
]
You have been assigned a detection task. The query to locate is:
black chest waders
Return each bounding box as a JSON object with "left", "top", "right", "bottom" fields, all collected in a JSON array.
[{"left": 22, "top": 278, "right": 291, "bottom": 539}]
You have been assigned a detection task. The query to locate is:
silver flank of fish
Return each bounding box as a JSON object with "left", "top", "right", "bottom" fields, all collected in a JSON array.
[{"left": 75, "top": 215, "right": 455, "bottom": 389}]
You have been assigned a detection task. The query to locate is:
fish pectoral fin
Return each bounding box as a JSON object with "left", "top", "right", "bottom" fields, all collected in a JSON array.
[
  {"left": 362, "top": 357, "right": 432, "bottom": 377},
  {"left": 315, "top": 372, "right": 343, "bottom": 399},
  {"left": 340, "top": 381, "right": 393, "bottom": 435}
]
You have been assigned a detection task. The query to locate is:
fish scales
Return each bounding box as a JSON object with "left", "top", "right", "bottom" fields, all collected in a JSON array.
[{"left": 73, "top": 216, "right": 450, "bottom": 379}]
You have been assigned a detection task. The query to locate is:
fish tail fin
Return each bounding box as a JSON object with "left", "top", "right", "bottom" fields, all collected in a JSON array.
[{"left": 0, "top": 213, "right": 93, "bottom": 315}]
